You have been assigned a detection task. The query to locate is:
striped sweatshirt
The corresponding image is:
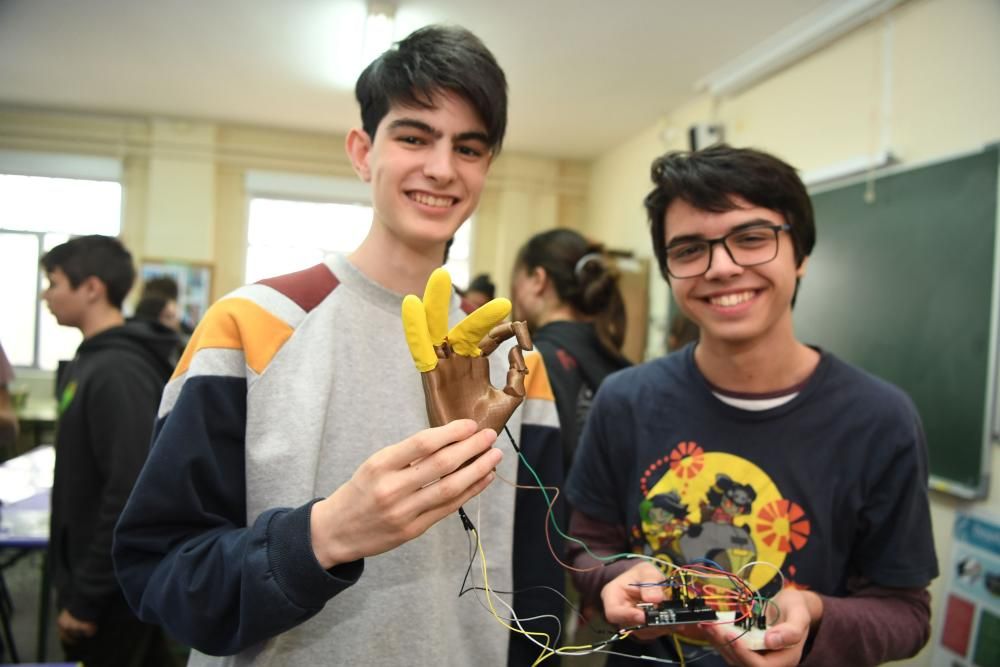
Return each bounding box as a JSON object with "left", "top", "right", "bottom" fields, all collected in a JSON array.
[{"left": 114, "top": 254, "right": 564, "bottom": 666}]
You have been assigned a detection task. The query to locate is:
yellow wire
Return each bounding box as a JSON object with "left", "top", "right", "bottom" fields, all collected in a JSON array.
[
  {"left": 472, "top": 527, "right": 553, "bottom": 663},
  {"left": 472, "top": 517, "right": 631, "bottom": 667},
  {"left": 493, "top": 454, "right": 778, "bottom": 663},
  {"left": 673, "top": 633, "right": 686, "bottom": 667}
]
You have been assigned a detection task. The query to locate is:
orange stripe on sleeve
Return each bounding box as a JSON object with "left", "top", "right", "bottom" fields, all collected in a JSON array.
[
  {"left": 172, "top": 298, "right": 294, "bottom": 378},
  {"left": 523, "top": 350, "right": 555, "bottom": 402}
]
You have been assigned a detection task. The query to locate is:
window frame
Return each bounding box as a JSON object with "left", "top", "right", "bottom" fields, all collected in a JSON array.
[{"left": 0, "top": 151, "right": 124, "bottom": 370}]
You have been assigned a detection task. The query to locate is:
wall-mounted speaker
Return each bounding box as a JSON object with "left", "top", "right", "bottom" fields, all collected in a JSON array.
[{"left": 688, "top": 124, "right": 725, "bottom": 151}]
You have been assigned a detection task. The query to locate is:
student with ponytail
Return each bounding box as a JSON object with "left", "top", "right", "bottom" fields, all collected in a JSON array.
[{"left": 511, "top": 228, "right": 631, "bottom": 471}]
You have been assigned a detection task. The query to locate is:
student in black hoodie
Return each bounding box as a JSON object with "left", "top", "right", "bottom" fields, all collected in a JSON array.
[
  {"left": 41, "top": 235, "right": 179, "bottom": 667},
  {"left": 510, "top": 229, "right": 632, "bottom": 472}
]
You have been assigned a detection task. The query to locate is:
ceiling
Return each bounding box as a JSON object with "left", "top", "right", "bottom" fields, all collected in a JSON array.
[{"left": 0, "top": 0, "right": 832, "bottom": 159}]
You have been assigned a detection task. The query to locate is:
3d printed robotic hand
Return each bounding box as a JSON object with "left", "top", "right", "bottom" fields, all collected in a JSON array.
[{"left": 402, "top": 268, "right": 533, "bottom": 435}]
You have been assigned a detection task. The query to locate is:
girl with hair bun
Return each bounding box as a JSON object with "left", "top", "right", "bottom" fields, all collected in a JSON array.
[{"left": 510, "top": 228, "right": 631, "bottom": 471}]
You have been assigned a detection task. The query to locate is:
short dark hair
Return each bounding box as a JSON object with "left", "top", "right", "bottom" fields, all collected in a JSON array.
[
  {"left": 465, "top": 273, "right": 495, "bottom": 300},
  {"left": 40, "top": 235, "right": 135, "bottom": 309},
  {"left": 355, "top": 25, "right": 508, "bottom": 153},
  {"left": 515, "top": 228, "right": 627, "bottom": 356},
  {"left": 134, "top": 294, "right": 170, "bottom": 322},
  {"left": 644, "top": 144, "right": 816, "bottom": 280},
  {"left": 142, "top": 276, "right": 179, "bottom": 301}
]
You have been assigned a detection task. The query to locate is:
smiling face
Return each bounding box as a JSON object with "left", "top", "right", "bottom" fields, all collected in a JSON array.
[
  {"left": 664, "top": 196, "right": 805, "bottom": 351},
  {"left": 347, "top": 91, "right": 492, "bottom": 254}
]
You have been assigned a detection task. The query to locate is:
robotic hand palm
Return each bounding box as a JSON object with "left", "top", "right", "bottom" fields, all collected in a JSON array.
[{"left": 402, "top": 268, "right": 533, "bottom": 435}]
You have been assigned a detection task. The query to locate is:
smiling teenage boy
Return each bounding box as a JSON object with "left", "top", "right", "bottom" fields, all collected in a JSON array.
[
  {"left": 114, "top": 26, "right": 561, "bottom": 666},
  {"left": 565, "top": 145, "right": 938, "bottom": 667}
]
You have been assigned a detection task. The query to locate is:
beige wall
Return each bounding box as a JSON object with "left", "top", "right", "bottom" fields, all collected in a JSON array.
[
  {"left": 0, "top": 107, "right": 588, "bottom": 302},
  {"left": 583, "top": 0, "right": 1000, "bottom": 664}
]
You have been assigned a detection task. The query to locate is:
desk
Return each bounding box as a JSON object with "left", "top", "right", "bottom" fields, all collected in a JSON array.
[{"left": 0, "top": 446, "right": 54, "bottom": 663}]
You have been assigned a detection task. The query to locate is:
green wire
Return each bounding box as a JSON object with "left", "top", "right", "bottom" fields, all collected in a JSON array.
[{"left": 505, "top": 426, "right": 636, "bottom": 565}]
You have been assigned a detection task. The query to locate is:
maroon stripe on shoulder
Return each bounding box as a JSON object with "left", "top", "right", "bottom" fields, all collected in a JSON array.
[{"left": 257, "top": 264, "right": 340, "bottom": 313}]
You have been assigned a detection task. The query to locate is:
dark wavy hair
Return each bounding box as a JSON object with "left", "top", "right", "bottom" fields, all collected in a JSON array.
[
  {"left": 514, "top": 228, "right": 627, "bottom": 360},
  {"left": 356, "top": 25, "right": 508, "bottom": 153},
  {"left": 40, "top": 235, "right": 135, "bottom": 310},
  {"left": 644, "top": 144, "right": 816, "bottom": 291}
]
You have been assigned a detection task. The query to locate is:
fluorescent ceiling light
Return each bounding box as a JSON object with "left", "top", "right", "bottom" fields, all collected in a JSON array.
[
  {"left": 360, "top": 1, "right": 397, "bottom": 70},
  {"left": 696, "top": 0, "right": 904, "bottom": 97},
  {"left": 802, "top": 149, "right": 895, "bottom": 187}
]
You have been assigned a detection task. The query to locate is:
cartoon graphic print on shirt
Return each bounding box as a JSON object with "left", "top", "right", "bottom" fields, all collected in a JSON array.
[{"left": 633, "top": 441, "right": 812, "bottom": 596}]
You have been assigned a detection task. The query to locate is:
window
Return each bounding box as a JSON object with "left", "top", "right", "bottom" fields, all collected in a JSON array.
[
  {"left": 245, "top": 198, "right": 373, "bottom": 284},
  {"left": 0, "top": 173, "right": 122, "bottom": 370},
  {"left": 246, "top": 198, "right": 473, "bottom": 287}
]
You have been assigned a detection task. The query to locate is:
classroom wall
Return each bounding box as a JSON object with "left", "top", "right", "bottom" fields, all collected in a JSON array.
[
  {"left": 582, "top": 0, "right": 1000, "bottom": 663},
  {"left": 0, "top": 107, "right": 588, "bottom": 304}
]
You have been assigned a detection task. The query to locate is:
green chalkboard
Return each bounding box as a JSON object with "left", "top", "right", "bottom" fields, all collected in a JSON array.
[{"left": 794, "top": 147, "right": 999, "bottom": 498}]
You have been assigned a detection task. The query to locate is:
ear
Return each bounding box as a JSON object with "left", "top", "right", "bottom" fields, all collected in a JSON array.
[
  {"left": 529, "top": 267, "right": 550, "bottom": 296},
  {"left": 81, "top": 275, "right": 108, "bottom": 304},
  {"left": 345, "top": 128, "right": 374, "bottom": 182},
  {"left": 795, "top": 256, "right": 809, "bottom": 279}
]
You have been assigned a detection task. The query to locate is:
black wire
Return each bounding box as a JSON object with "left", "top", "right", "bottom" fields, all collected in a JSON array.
[
  {"left": 503, "top": 424, "right": 521, "bottom": 453},
  {"left": 458, "top": 515, "right": 478, "bottom": 598}
]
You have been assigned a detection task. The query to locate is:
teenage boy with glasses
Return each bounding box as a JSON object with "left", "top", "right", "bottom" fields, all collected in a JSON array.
[{"left": 565, "top": 145, "right": 938, "bottom": 666}]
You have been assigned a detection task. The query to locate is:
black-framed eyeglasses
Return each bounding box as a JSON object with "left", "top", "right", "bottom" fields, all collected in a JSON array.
[{"left": 664, "top": 223, "right": 792, "bottom": 279}]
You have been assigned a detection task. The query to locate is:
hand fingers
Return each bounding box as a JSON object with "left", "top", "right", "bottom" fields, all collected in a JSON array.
[
  {"left": 57, "top": 621, "right": 96, "bottom": 645},
  {"left": 406, "top": 447, "right": 503, "bottom": 527},
  {"left": 422, "top": 267, "right": 452, "bottom": 346},
  {"left": 502, "top": 347, "right": 528, "bottom": 398},
  {"left": 639, "top": 582, "right": 667, "bottom": 603},
  {"left": 763, "top": 619, "right": 806, "bottom": 652},
  {"left": 402, "top": 428, "right": 499, "bottom": 490},
  {"left": 377, "top": 419, "right": 479, "bottom": 469},
  {"left": 602, "top": 563, "right": 662, "bottom": 627},
  {"left": 478, "top": 320, "right": 532, "bottom": 355},
  {"left": 705, "top": 623, "right": 798, "bottom": 667},
  {"left": 448, "top": 298, "right": 512, "bottom": 356},
  {"left": 761, "top": 590, "right": 810, "bottom": 651},
  {"left": 602, "top": 598, "right": 647, "bottom": 629}
]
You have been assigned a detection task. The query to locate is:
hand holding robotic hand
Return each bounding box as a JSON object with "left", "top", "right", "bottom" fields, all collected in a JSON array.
[{"left": 402, "top": 267, "right": 534, "bottom": 436}]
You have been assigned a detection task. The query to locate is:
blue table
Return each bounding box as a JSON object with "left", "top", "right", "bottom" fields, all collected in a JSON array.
[{"left": 0, "top": 446, "right": 54, "bottom": 663}]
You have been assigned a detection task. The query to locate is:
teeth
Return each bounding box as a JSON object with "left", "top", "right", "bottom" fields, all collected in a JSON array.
[
  {"left": 409, "top": 192, "right": 455, "bottom": 208},
  {"left": 710, "top": 291, "right": 755, "bottom": 307}
]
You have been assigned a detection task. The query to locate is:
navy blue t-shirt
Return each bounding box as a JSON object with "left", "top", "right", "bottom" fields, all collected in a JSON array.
[{"left": 566, "top": 345, "right": 938, "bottom": 662}]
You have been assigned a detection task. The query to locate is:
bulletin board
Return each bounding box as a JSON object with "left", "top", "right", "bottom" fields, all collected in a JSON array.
[
  {"left": 140, "top": 258, "right": 214, "bottom": 327},
  {"left": 932, "top": 512, "right": 1000, "bottom": 666}
]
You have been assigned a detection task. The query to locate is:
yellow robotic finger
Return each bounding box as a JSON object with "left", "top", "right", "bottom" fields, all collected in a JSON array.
[
  {"left": 422, "top": 267, "right": 452, "bottom": 347},
  {"left": 401, "top": 294, "right": 437, "bottom": 372},
  {"left": 447, "top": 298, "right": 512, "bottom": 357}
]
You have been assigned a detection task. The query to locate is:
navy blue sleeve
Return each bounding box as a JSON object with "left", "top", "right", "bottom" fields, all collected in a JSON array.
[
  {"left": 565, "top": 373, "right": 634, "bottom": 526},
  {"left": 113, "top": 375, "right": 363, "bottom": 656},
  {"left": 509, "top": 421, "right": 565, "bottom": 667}
]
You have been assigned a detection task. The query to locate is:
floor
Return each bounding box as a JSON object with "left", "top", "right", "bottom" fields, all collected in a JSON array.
[{"left": 1, "top": 549, "right": 60, "bottom": 664}]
